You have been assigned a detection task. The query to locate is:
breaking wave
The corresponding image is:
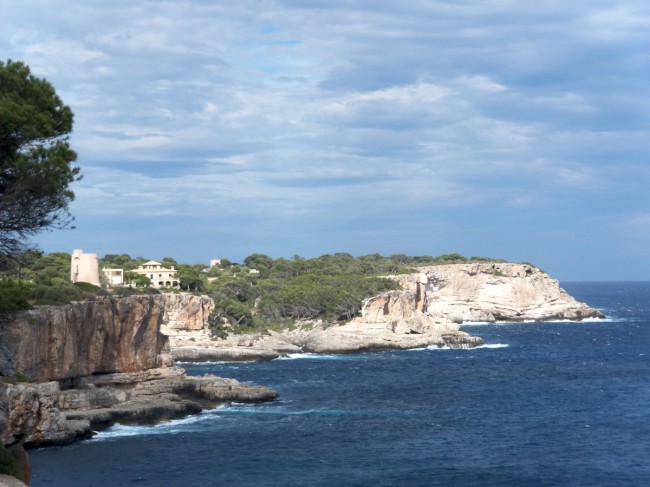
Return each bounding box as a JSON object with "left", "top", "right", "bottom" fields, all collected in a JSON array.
[
  {"left": 90, "top": 406, "right": 229, "bottom": 441},
  {"left": 277, "top": 353, "right": 345, "bottom": 360}
]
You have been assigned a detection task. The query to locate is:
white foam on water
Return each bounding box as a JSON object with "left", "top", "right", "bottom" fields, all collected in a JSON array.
[
  {"left": 423, "top": 343, "right": 509, "bottom": 350},
  {"left": 574, "top": 317, "right": 613, "bottom": 323},
  {"left": 462, "top": 316, "right": 613, "bottom": 326},
  {"left": 277, "top": 353, "right": 344, "bottom": 360},
  {"left": 535, "top": 317, "right": 614, "bottom": 323},
  {"left": 90, "top": 406, "right": 228, "bottom": 441},
  {"left": 175, "top": 360, "right": 229, "bottom": 365}
]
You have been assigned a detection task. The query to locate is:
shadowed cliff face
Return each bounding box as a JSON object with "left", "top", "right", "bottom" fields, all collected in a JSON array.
[
  {"left": 1, "top": 296, "right": 170, "bottom": 382},
  {"left": 0, "top": 294, "right": 277, "bottom": 451}
]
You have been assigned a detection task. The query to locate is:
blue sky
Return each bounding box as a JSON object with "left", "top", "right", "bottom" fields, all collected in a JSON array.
[{"left": 2, "top": 1, "right": 649, "bottom": 280}]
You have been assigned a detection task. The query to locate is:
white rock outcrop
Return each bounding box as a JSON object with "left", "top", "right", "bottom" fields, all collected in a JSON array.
[
  {"left": 384, "top": 263, "right": 604, "bottom": 323},
  {"left": 164, "top": 264, "right": 604, "bottom": 360}
]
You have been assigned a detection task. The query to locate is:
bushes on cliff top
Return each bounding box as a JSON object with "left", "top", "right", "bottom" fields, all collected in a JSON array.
[
  {"left": 0, "top": 279, "right": 31, "bottom": 311},
  {"left": 203, "top": 252, "right": 515, "bottom": 334},
  {"left": 255, "top": 274, "right": 397, "bottom": 324}
]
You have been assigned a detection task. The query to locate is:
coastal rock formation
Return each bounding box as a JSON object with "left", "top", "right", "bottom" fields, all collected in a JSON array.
[
  {"left": 165, "top": 264, "right": 604, "bottom": 361},
  {"left": 387, "top": 263, "right": 605, "bottom": 323},
  {"left": 162, "top": 294, "right": 214, "bottom": 332},
  {"left": 2, "top": 296, "right": 170, "bottom": 382},
  {"left": 0, "top": 294, "right": 277, "bottom": 454},
  {"left": 0, "top": 474, "right": 28, "bottom": 487},
  {"left": 169, "top": 319, "right": 481, "bottom": 360},
  {"left": 0, "top": 368, "right": 276, "bottom": 449},
  {"left": 282, "top": 320, "right": 482, "bottom": 353},
  {"left": 165, "top": 291, "right": 482, "bottom": 360}
]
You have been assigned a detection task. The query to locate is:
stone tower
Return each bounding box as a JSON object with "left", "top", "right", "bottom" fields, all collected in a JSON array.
[{"left": 70, "top": 249, "right": 100, "bottom": 286}]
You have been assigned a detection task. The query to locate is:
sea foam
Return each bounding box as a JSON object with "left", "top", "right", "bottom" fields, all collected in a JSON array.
[
  {"left": 91, "top": 407, "right": 227, "bottom": 441},
  {"left": 278, "top": 353, "right": 344, "bottom": 360}
]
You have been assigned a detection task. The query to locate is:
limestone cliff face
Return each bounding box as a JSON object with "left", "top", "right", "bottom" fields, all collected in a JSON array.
[
  {"left": 0, "top": 294, "right": 277, "bottom": 451},
  {"left": 161, "top": 294, "right": 213, "bottom": 332},
  {"left": 1, "top": 382, "right": 67, "bottom": 447},
  {"left": 1, "top": 296, "right": 170, "bottom": 382},
  {"left": 365, "top": 263, "right": 604, "bottom": 324},
  {"left": 164, "top": 265, "right": 604, "bottom": 361}
]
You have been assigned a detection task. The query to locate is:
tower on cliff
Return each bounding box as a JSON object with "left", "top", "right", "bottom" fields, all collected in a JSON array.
[{"left": 70, "top": 249, "right": 100, "bottom": 286}]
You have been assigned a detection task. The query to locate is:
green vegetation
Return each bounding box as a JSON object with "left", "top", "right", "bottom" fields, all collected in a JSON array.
[
  {"left": 0, "top": 60, "right": 80, "bottom": 257},
  {"left": 0, "top": 372, "right": 34, "bottom": 384},
  {"left": 0, "top": 279, "right": 31, "bottom": 311},
  {"left": 0, "top": 251, "right": 160, "bottom": 310},
  {"left": 0, "top": 247, "right": 514, "bottom": 332},
  {"left": 0, "top": 443, "right": 19, "bottom": 480},
  {"left": 203, "top": 252, "right": 508, "bottom": 336}
]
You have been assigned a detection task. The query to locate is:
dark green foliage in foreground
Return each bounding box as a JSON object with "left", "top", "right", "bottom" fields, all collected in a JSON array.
[
  {"left": 0, "top": 60, "right": 80, "bottom": 257},
  {"left": 0, "top": 444, "right": 19, "bottom": 480},
  {"left": 0, "top": 279, "right": 31, "bottom": 311}
]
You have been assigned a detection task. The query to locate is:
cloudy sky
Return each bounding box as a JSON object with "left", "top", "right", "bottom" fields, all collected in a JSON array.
[{"left": 2, "top": 1, "right": 649, "bottom": 280}]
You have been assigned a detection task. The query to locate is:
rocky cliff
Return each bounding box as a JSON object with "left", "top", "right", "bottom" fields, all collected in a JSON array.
[
  {"left": 166, "top": 264, "right": 604, "bottom": 361},
  {"left": 382, "top": 263, "right": 605, "bottom": 323},
  {"left": 0, "top": 294, "right": 277, "bottom": 457},
  {"left": 1, "top": 296, "right": 170, "bottom": 382},
  {"left": 162, "top": 294, "right": 214, "bottom": 332}
]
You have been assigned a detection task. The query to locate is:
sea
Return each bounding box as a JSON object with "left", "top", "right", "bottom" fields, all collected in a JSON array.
[{"left": 29, "top": 282, "right": 650, "bottom": 486}]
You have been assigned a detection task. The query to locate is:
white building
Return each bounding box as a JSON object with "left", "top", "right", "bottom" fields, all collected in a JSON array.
[
  {"left": 133, "top": 261, "right": 179, "bottom": 289},
  {"left": 102, "top": 268, "right": 124, "bottom": 286}
]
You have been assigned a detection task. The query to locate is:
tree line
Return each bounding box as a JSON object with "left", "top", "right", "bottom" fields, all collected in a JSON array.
[{"left": 0, "top": 249, "right": 510, "bottom": 329}]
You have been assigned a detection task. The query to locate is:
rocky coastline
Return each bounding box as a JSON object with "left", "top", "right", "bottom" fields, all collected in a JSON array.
[
  {"left": 0, "top": 295, "right": 277, "bottom": 484},
  {"left": 167, "top": 263, "right": 604, "bottom": 362},
  {"left": 0, "top": 263, "right": 604, "bottom": 484}
]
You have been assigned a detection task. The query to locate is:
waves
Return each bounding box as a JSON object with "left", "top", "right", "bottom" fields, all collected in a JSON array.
[
  {"left": 178, "top": 352, "right": 349, "bottom": 366},
  {"left": 29, "top": 283, "right": 650, "bottom": 487},
  {"left": 90, "top": 406, "right": 230, "bottom": 441},
  {"left": 406, "top": 343, "right": 510, "bottom": 351},
  {"left": 461, "top": 316, "right": 613, "bottom": 326},
  {"left": 175, "top": 360, "right": 230, "bottom": 365},
  {"left": 277, "top": 353, "right": 346, "bottom": 361},
  {"left": 89, "top": 402, "right": 420, "bottom": 441}
]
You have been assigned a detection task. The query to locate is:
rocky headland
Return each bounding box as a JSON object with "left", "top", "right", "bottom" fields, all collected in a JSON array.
[
  {"left": 167, "top": 263, "right": 604, "bottom": 361},
  {"left": 0, "top": 263, "right": 604, "bottom": 484},
  {"left": 0, "top": 294, "right": 277, "bottom": 483}
]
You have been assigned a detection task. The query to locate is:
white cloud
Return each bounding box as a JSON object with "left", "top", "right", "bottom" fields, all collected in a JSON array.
[
  {"left": 583, "top": 7, "right": 650, "bottom": 41},
  {"left": 456, "top": 75, "right": 508, "bottom": 93},
  {"left": 534, "top": 93, "right": 596, "bottom": 113},
  {"left": 3, "top": 0, "right": 649, "bottom": 277}
]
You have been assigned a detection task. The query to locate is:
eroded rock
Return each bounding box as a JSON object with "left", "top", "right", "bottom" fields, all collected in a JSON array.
[{"left": 0, "top": 294, "right": 277, "bottom": 451}]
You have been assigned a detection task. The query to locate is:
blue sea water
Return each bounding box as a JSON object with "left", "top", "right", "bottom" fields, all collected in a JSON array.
[{"left": 30, "top": 282, "right": 650, "bottom": 486}]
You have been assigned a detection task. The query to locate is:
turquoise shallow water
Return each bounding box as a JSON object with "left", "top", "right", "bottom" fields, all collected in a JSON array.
[{"left": 30, "top": 282, "right": 650, "bottom": 486}]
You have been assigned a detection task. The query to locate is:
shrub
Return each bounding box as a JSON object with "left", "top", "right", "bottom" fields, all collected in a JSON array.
[
  {"left": 73, "top": 281, "right": 102, "bottom": 293},
  {"left": 0, "top": 444, "right": 19, "bottom": 480},
  {"left": 0, "top": 279, "right": 31, "bottom": 311}
]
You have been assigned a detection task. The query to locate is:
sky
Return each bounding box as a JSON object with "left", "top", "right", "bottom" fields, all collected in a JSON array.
[{"left": 1, "top": 1, "right": 649, "bottom": 281}]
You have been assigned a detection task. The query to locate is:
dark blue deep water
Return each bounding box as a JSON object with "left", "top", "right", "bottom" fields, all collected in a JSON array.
[{"left": 30, "top": 282, "right": 650, "bottom": 486}]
